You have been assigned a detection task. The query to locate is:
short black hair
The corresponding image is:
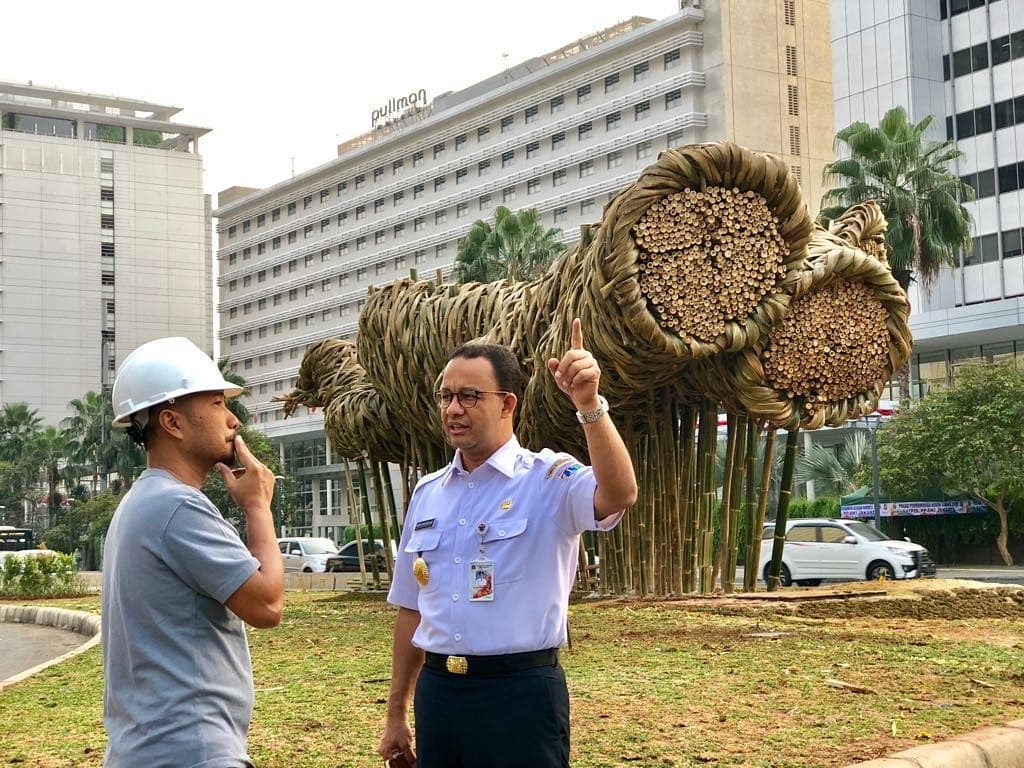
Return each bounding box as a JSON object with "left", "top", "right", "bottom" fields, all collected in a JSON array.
[{"left": 448, "top": 343, "right": 524, "bottom": 401}]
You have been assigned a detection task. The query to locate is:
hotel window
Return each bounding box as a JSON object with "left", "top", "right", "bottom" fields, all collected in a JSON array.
[
  {"left": 607, "top": 150, "right": 623, "bottom": 169},
  {"left": 340, "top": 272, "right": 350, "bottom": 286},
  {"left": 501, "top": 115, "right": 514, "bottom": 133},
  {"left": 784, "top": 0, "right": 795, "bottom": 25},
  {"left": 321, "top": 218, "right": 330, "bottom": 232},
  {"left": 433, "top": 142, "right": 445, "bottom": 159},
  {"left": 580, "top": 198, "right": 595, "bottom": 216},
  {"left": 395, "top": 254, "right": 407, "bottom": 270},
  {"left": 304, "top": 224, "right": 314, "bottom": 238},
  {"left": 666, "top": 89, "right": 682, "bottom": 110},
  {"left": 787, "top": 85, "right": 799, "bottom": 116},
  {"left": 393, "top": 158, "right": 403, "bottom": 174},
  {"left": 340, "top": 304, "right": 351, "bottom": 316},
  {"left": 304, "top": 253, "right": 315, "bottom": 267},
  {"left": 243, "top": 275, "right": 251, "bottom": 287},
  {"left": 289, "top": 318, "right": 298, "bottom": 330},
  {"left": 634, "top": 61, "right": 649, "bottom": 82},
  {"left": 374, "top": 167, "right": 384, "bottom": 182},
  {"left": 257, "top": 242, "right": 266, "bottom": 255},
  {"left": 356, "top": 205, "right": 366, "bottom": 220},
  {"left": 636, "top": 140, "right": 654, "bottom": 160},
  {"left": 394, "top": 190, "right": 404, "bottom": 206},
  {"left": 478, "top": 160, "right": 491, "bottom": 177},
  {"left": 477, "top": 125, "right": 490, "bottom": 141},
  {"left": 455, "top": 134, "right": 467, "bottom": 151},
  {"left": 414, "top": 183, "right": 425, "bottom": 199},
  {"left": 527, "top": 178, "right": 540, "bottom": 195},
  {"left": 394, "top": 223, "right": 405, "bottom": 238},
  {"left": 785, "top": 45, "right": 798, "bottom": 76},
  {"left": 229, "top": 334, "right": 238, "bottom": 346},
  {"left": 288, "top": 261, "right": 297, "bottom": 274},
  {"left": 553, "top": 206, "right": 568, "bottom": 224},
  {"left": 414, "top": 250, "right": 427, "bottom": 264},
  {"left": 339, "top": 242, "right": 349, "bottom": 255},
  {"left": 503, "top": 186, "right": 517, "bottom": 203},
  {"left": 288, "top": 231, "right": 297, "bottom": 244},
  {"left": 413, "top": 150, "right": 424, "bottom": 167},
  {"left": 305, "top": 313, "right": 315, "bottom": 327},
  {"left": 355, "top": 174, "right": 366, "bottom": 189},
  {"left": 229, "top": 307, "right": 238, "bottom": 319},
  {"left": 550, "top": 95, "right": 565, "bottom": 114},
  {"left": 435, "top": 209, "right": 447, "bottom": 224},
  {"left": 457, "top": 202, "right": 469, "bottom": 218},
  {"left": 258, "top": 270, "right": 267, "bottom": 283},
  {"left": 435, "top": 176, "right": 446, "bottom": 192},
  {"left": 414, "top": 216, "right": 425, "bottom": 232},
  {"left": 229, "top": 279, "right": 237, "bottom": 292},
  {"left": 256, "top": 214, "right": 266, "bottom": 227},
  {"left": 479, "top": 194, "right": 491, "bottom": 211},
  {"left": 789, "top": 126, "right": 801, "bottom": 156},
  {"left": 272, "top": 208, "right": 281, "bottom": 222},
  {"left": 228, "top": 253, "right": 237, "bottom": 265},
  {"left": 244, "top": 359, "right": 252, "bottom": 370},
  {"left": 274, "top": 351, "right": 283, "bottom": 362},
  {"left": 668, "top": 129, "right": 685, "bottom": 148},
  {"left": 579, "top": 160, "right": 594, "bottom": 178},
  {"left": 375, "top": 230, "right": 385, "bottom": 244},
  {"left": 436, "top": 243, "right": 447, "bottom": 258},
  {"left": 273, "top": 265, "right": 282, "bottom": 277},
  {"left": 321, "top": 247, "right": 330, "bottom": 263},
  {"left": 577, "top": 84, "right": 591, "bottom": 104},
  {"left": 303, "top": 195, "right": 313, "bottom": 209},
  {"left": 228, "top": 225, "right": 237, "bottom": 239},
  {"left": 604, "top": 73, "right": 620, "bottom": 92},
  {"left": 356, "top": 236, "right": 367, "bottom": 251},
  {"left": 274, "top": 321, "right": 282, "bottom": 334},
  {"left": 502, "top": 150, "right": 515, "bottom": 168},
  {"left": 322, "top": 278, "right": 332, "bottom": 292},
  {"left": 375, "top": 263, "right": 386, "bottom": 276},
  {"left": 606, "top": 111, "right": 621, "bottom": 131},
  {"left": 287, "top": 201, "right": 296, "bottom": 215},
  {"left": 552, "top": 132, "right": 565, "bottom": 150},
  {"left": 526, "top": 141, "right": 540, "bottom": 159},
  {"left": 243, "top": 304, "right": 252, "bottom": 315},
  {"left": 338, "top": 211, "right": 347, "bottom": 225},
  {"left": 337, "top": 181, "right": 347, "bottom": 195},
  {"left": 374, "top": 199, "right": 384, "bottom": 213},
  {"left": 664, "top": 49, "right": 681, "bottom": 69},
  {"left": 242, "top": 221, "right": 251, "bottom": 234},
  {"left": 456, "top": 168, "right": 468, "bottom": 184},
  {"left": 525, "top": 105, "right": 539, "bottom": 124},
  {"left": 578, "top": 122, "right": 592, "bottom": 140},
  {"left": 635, "top": 101, "right": 651, "bottom": 120},
  {"left": 320, "top": 189, "right": 329, "bottom": 203},
  {"left": 357, "top": 267, "right": 367, "bottom": 280}
]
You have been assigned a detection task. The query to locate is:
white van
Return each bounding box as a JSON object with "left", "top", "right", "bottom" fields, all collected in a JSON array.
[
  {"left": 277, "top": 537, "right": 339, "bottom": 573},
  {"left": 759, "top": 518, "right": 936, "bottom": 586}
]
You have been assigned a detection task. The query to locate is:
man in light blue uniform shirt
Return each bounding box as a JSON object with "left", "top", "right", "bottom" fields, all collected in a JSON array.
[
  {"left": 379, "top": 319, "right": 638, "bottom": 768},
  {"left": 103, "top": 337, "right": 284, "bottom": 767}
]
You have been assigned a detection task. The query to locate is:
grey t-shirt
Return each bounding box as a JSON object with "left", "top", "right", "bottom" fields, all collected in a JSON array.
[{"left": 102, "top": 469, "right": 260, "bottom": 768}]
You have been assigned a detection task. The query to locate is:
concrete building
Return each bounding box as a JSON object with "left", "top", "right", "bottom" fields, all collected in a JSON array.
[
  {"left": 0, "top": 81, "right": 212, "bottom": 425},
  {"left": 214, "top": 1, "right": 834, "bottom": 537},
  {"left": 831, "top": 0, "right": 1024, "bottom": 399}
]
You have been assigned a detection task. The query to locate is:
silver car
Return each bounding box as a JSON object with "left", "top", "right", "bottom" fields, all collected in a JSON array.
[{"left": 277, "top": 537, "right": 339, "bottom": 573}]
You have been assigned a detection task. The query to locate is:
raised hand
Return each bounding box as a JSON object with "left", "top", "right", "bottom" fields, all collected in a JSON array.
[
  {"left": 546, "top": 317, "right": 601, "bottom": 411},
  {"left": 216, "top": 435, "right": 276, "bottom": 515}
]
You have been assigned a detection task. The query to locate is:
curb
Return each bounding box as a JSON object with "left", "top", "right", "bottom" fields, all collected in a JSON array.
[
  {"left": 0, "top": 604, "right": 102, "bottom": 691},
  {"left": 845, "top": 720, "right": 1024, "bottom": 767}
]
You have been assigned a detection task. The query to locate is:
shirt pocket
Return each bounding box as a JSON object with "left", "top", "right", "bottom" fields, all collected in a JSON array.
[
  {"left": 404, "top": 530, "right": 444, "bottom": 593},
  {"left": 480, "top": 517, "right": 529, "bottom": 585}
]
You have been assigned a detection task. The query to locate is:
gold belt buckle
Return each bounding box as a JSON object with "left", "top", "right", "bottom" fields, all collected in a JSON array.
[{"left": 445, "top": 655, "right": 468, "bottom": 675}]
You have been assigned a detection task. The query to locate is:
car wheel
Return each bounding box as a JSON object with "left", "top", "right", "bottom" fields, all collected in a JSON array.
[
  {"left": 867, "top": 561, "right": 895, "bottom": 581},
  {"left": 797, "top": 579, "right": 822, "bottom": 587},
  {"left": 302, "top": 566, "right": 312, "bottom": 573},
  {"left": 763, "top": 563, "right": 792, "bottom": 587}
]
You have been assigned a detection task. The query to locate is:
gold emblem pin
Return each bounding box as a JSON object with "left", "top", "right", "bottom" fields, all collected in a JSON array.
[
  {"left": 500, "top": 499, "right": 512, "bottom": 510},
  {"left": 413, "top": 556, "right": 430, "bottom": 587}
]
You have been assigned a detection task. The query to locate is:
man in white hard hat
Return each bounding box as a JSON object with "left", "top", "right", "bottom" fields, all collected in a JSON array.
[{"left": 102, "top": 337, "right": 284, "bottom": 768}]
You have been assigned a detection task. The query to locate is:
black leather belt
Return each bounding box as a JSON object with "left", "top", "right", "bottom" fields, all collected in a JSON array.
[{"left": 424, "top": 648, "right": 559, "bottom": 676}]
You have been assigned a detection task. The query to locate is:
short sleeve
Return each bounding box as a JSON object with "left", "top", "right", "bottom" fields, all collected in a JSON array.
[
  {"left": 387, "top": 485, "right": 426, "bottom": 611},
  {"left": 546, "top": 457, "right": 624, "bottom": 536},
  {"left": 160, "top": 494, "right": 260, "bottom": 605}
]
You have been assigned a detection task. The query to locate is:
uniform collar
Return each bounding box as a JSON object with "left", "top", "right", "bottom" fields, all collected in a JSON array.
[{"left": 443, "top": 436, "right": 524, "bottom": 485}]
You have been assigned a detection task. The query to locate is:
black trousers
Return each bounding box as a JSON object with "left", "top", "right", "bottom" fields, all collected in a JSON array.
[{"left": 414, "top": 662, "right": 571, "bottom": 768}]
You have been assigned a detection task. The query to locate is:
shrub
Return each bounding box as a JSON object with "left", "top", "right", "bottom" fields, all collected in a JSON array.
[{"left": 0, "top": 552, "right": 85, "bottom": 598}]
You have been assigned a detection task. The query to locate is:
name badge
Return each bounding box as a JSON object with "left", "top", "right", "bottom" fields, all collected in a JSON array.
[
  {"left": 414, "top": 518, "right": 436, "bottom": 531},
  {"left": 469, "top": 560, "right": 494, "bottom": 601}
]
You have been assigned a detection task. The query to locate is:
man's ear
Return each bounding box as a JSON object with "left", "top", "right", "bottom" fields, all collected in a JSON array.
[
  {"left": 156, "top": 407, "right": 186, "bottom": 441},
  {"left": 501, "top": 393, "right": 518, "bottom": 419}
]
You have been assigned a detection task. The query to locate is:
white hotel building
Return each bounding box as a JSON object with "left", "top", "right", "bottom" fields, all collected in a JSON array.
[
  {"left": 0, "top": 81, "right": 212, "bottom": 426},
  {"left": 832, "top": 0, "right": 1024, "bottom": 398},
  {"left": 215, "top": 1, "right": 833, "bottom": 535}
]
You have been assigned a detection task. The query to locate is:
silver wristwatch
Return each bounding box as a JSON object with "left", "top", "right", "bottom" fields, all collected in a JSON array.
[{"left": 576, "top": 395, "right": 609, "bottom": 425}]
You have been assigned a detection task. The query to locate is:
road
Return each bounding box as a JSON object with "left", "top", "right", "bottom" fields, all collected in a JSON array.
[
  {"left": 0, "top": 623, "right": 86, "bottom": 681},
  {"left": 733, "top": 565, "right": 1024, "bottom": 587}
]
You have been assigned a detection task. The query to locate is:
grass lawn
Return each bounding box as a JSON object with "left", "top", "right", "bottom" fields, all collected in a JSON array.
[{"left": 1, "top": 582, "right": 1022, "bottom": 767}]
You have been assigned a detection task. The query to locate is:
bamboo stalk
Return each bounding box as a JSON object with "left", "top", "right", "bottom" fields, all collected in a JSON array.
[
  {"left": 748, "top": 428, "right": 777, "bottom": 591},
  {"left": 369, "top": 459, "right": 396, "bottom": 577},
  {"left": 716, "top": 413, "right": 738, "bottom": 590},
  {"left": 680, "top": 405, "right": 696, "bottom": 593},
  {"left": 766, "top": 428, "right": 800, "bottom": 592},
  {"left": 342, "top": 461, "right": 367, "bottom": 590},
  {"left": 741, "top": 419, "right": 757, "bottom": 592},
  {"left": 724, "top": 414, "right": 748, "bottom": 594},
  {"left": 356, "top": 458, "right": 382, "bottom": 588}
]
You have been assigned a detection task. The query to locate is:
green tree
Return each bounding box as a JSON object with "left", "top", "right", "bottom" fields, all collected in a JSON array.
[
  {"left": 820, "top": 106, "right": 974, "bottom": 292},
  {"left": 877, "top": 363, "right": 1024, "bottom": 565},
  {"left": 30, "top": 426, "right": 72, "bottom": 529},
  {"left": 794, "top": 432, "right": 869, "bottom": 497},
  {"left": 0, "top": 403, "right": 43, "bottom": 462},
  {"left": 453, "top": 206, "right": 563, "bottom": 283},
  {"left": 218, "top": 358, "right": 251, "bottom": 425},
  {"left": 62, "top": 391, "right": 113, "bottom": 494},
  {"left": 201, "top": 424, "right": 283, "bottom": 535}
]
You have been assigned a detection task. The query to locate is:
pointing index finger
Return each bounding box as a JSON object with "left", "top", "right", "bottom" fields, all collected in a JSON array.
[
  {"left": 571, "top": 317, "right": 583, "bottom": 350},
  {"left": 233, "top": 434, "right": 253, "bottom": 463}
]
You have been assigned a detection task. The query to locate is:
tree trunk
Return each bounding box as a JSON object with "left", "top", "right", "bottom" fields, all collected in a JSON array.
[{"left": 982, "top": 493, "right": 1014, "bottom": 566}]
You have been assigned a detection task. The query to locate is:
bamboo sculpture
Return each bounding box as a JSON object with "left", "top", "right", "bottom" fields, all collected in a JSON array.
[{"left": 278, "top": 140, "right": 912, "bottom": 596}]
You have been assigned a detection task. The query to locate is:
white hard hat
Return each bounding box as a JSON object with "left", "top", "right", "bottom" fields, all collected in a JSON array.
[{"left": 111, "top": 337, "right": 243, "bottom": 429}]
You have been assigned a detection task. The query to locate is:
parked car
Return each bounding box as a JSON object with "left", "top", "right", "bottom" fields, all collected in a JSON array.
[
  {"left": 325, "top": 539, "right": 391, "bottom": 573},
  {"left": 759, "top": 518, "right": 936, "bottom": 587},
  {"left": 277, "top": 537, "right": 339, "bottom": 573}
]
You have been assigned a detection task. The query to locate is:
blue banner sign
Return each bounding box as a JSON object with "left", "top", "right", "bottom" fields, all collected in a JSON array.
[{"left": 841, "top": 500, "right": 976, "bottom": 518}]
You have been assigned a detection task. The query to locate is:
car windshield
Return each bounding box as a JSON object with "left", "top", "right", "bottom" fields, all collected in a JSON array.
[
  {"left": 843, "top": 521, "right": 890, "bottom": 542},
  {"left": 302, "top": 538, "right": 339, "bottom": 555}
]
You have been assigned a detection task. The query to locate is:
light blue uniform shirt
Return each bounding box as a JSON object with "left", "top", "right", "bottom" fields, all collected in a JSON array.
[{"left": 388, "top": 437, "right": 623, "bottom": 655}]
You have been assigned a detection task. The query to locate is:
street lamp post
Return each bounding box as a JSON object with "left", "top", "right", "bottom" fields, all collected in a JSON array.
[
  {"left": 274, "top": 475, "right": 285, "bottom": 538},
  {"left": 863, "top": 414, "right": 883, "bottom": 530}
]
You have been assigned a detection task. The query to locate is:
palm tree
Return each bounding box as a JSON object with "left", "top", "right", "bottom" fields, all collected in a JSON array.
[
  {"left": 452, "top": 206, "right": 563, "bottom": 283},
  {"left": 794, "top": 432, "right": 869, "bottom": 497},
  {"left": 62, "top": 391, "right": 113, "bottom": 494},
  {"left": 218, "top": 358, "right": 250, "bottom": 425},
  {"left": 30, "top": 426, "right": 72, "bottom": 528},
  {"left": 0, "top": 402, "right": 43, "bottom": 462},
  {"left": 820, "top": 106, "right": 974, "bottom": 292}
]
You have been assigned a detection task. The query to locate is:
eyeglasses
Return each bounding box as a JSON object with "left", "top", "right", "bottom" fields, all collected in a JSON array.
[{"left": 435, "top": 389, "right": 511, "bottom": 408}]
